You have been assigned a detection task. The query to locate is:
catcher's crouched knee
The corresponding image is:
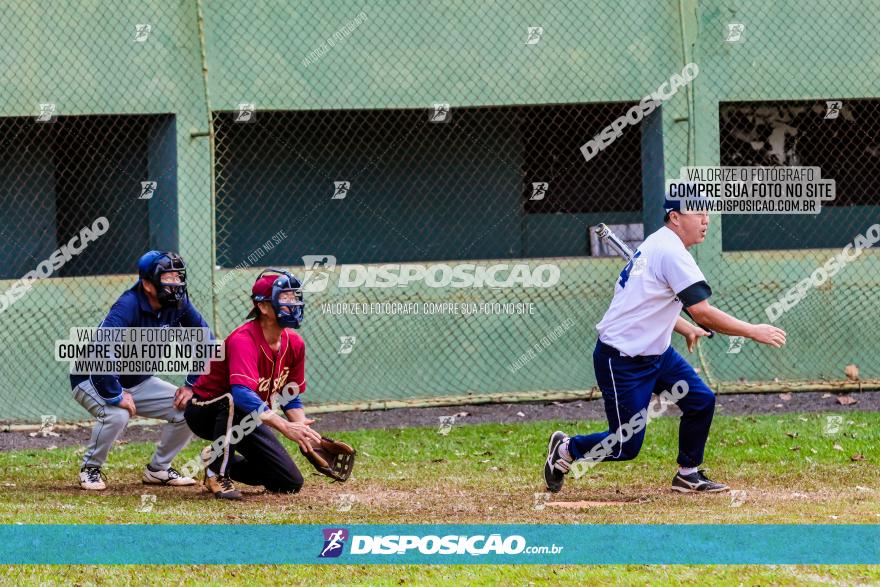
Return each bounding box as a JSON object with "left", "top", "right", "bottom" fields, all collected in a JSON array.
[{"left": 265, "top": 468, "right": 304, "bottom": 494}]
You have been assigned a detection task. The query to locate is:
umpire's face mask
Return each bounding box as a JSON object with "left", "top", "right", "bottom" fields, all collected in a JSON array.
[{"left": 155, "top": 270, "right": 187, "bottom": 308}]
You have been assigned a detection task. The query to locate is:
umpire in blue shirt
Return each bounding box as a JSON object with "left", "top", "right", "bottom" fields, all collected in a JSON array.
[{"left": 71, "top": 251, "right": 212, "bottom": 490}]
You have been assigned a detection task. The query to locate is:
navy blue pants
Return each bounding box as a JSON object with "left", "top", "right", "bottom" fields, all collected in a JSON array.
[
  {"left": 568, "top": 340, "right": 716, "bottom": 468},
  {"left": 184, "top": 396, "right": 303, "bottom": 493}
]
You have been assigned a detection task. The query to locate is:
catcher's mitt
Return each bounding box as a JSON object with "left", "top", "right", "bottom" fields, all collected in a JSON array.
[{"left": 300, "top": 437, "right": 356, "bottom": 482}]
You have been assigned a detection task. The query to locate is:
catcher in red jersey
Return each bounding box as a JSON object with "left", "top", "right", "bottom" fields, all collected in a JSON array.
[{"left": 185, "top": 269, "right": 354, "bottom": 500}]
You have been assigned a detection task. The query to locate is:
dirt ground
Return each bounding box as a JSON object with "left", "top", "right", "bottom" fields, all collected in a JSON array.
[{"left": 2, "top": 390, "right": 876, "bottom": 452}]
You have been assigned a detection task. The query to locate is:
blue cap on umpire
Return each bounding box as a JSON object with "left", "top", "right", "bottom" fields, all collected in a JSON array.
[{"left": 137, "top": 250, "right": 165, "bottom": 278}]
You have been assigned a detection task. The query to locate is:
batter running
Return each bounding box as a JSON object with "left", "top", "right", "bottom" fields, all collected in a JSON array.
[{"left": 544, "top": 196, "right": 787, "bottom": 493}]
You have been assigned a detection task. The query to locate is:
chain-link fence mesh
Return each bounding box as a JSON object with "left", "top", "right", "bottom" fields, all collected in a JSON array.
[
  {"left": 693, "top": 1, "right": 880, "bottom": 388},
  {"left": 0, "top": 2, "right": 212, "bottom": 423},
  {"left": 0, "top": 0, "right": 877, "bottom": 423},
  {"left": 205, "top": 0, "right": 683, "bottom": 410}
]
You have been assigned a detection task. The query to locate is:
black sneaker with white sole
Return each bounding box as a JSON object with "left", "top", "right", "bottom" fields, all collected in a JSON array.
[
  {"left": 543, "top": 431, "right": 571, "bottom": 493},
  {"left": 671, "top": 470, "right": 729, "bottom": 493}
]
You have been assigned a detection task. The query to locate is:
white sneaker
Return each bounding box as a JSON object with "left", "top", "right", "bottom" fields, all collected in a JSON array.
[
  {"left": 142, "top": 465, "right": 197, "bottom": 486},
  {"left": 79, "top": 466, "right": 107, "bottom": 491}
]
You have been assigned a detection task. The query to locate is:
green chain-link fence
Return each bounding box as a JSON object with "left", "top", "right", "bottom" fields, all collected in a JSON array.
[{"left": 0, "top": 0, "right": 877, "bottom": 423}]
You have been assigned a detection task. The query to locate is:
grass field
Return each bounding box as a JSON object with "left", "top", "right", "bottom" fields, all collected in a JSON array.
[{"left": 1, "top": 410, "right": 878, "bottom": 585}]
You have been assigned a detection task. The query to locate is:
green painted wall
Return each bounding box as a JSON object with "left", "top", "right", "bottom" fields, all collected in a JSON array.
[
  {"left": 0, "top": 1, "right": 213, "bottom": 422},
  {"left": 0, "top": 0, "right": 877, "bottom": 422},
  {"left": 689, "top": 0, "right": 880, "bottom": 384}
]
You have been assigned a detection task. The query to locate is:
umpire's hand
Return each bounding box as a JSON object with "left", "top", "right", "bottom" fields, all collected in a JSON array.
[{"left": 118, "top": 391, "right": 137, "bottom": 417}]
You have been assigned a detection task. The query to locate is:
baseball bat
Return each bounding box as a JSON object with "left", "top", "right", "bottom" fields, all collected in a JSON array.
[{"left": 595, "top": 223, "right": 714, "bottom": 339}]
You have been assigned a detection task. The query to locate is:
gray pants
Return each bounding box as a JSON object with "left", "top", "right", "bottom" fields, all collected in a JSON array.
[{"left": 72, "top": 377, "right": 193, "bottom": 470}]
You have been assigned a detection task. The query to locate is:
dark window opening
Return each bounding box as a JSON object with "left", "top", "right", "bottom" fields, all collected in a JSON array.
[
  {"left": 0, "top": 114, "right": 177, "bottom": 278},
  {"left": 213, "top": 103, "right": 643, "bottom": 267},
  {"left": 720, "top": 100, "right": 880, "bottom": 251}
]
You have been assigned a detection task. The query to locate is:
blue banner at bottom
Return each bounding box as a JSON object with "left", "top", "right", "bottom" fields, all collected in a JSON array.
[{"left": 0, "top": 524, "right": 877, "bottom": 564}]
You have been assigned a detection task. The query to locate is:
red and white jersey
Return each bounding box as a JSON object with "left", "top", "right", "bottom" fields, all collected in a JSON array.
[{"left": 193, "top": 320, "right": 306, "bottom": 404}]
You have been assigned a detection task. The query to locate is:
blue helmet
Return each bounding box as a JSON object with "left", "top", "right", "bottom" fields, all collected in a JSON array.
[
  {"left": 137, "top": 250, "right": 187, "bottom": 309},
  {"left": 249, "top": 268, "right": 305, "bottom": 329}
]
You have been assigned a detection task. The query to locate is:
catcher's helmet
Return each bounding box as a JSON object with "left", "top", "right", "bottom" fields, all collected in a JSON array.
[
  {"left": 137, "top": 250, "right": 188, "bottom": 309},
  {"left": 249, "top": 268, "right": 305, "bottom": 329}
]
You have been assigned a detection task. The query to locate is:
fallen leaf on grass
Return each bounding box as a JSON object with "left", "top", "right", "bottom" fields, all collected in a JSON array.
[
  {"left": 836, "top": 395, "right": 858, "bottom": 406},
  {"left": 790, "top": 445, "right": 801, "bottom": 451},
  {"left": 844, "top": 363, "right": 860, "bottom": 381},
  {"left": 785, "top": 431, "right": 799, "bottom": 438},
  {"left": 833, "top": 444, "right": 844, "bottom": 451},
  {"left": 851, "top": 453, "right": 865, "bottom": 461}
]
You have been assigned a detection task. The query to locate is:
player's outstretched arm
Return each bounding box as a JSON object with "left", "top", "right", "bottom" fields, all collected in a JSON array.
[
  {"left": 687, "top": 300, "right": 787, "bottom": 347},
  {"left": 284, "top": 407, "right": 308, "bottom": 423},
  {"left": 261, "top": 411, "right": 321, "bottom": 451}
]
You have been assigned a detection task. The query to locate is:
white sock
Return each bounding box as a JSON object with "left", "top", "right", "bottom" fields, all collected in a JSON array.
[
  {"left": 558, "top": 441, "right": 572, "bottom": 462},
  {"left": 678, "top": 466, "right": 698, "bottom": 476}
]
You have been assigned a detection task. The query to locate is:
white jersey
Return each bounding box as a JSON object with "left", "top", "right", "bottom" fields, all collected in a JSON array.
[{"left": 596, "top": 226, "right": 707, "bottom": 356}]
